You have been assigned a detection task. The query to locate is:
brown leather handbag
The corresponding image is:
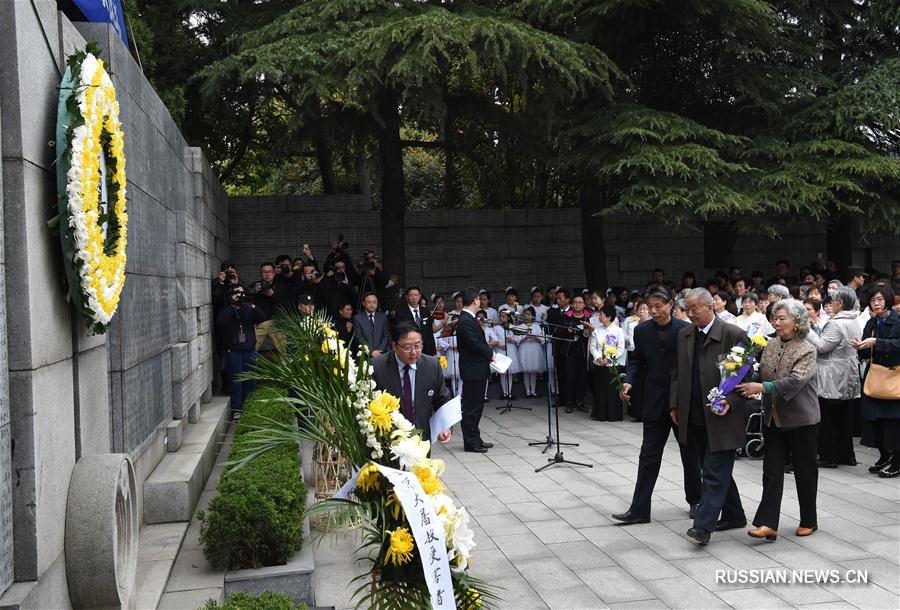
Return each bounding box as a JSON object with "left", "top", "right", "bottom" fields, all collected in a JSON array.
[{"left": 863, "top": 328, "right": 900, "bottom": 400}]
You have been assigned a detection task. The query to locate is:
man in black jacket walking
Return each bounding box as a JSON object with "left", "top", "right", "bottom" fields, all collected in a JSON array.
[
  {"left": 215, "top": 285, "right": 267, "bottom": 419},
  {"left": 612, "top": 286, "right": 702, "bottom": 525},
  {"left": 456, "top": 289, "right": 495, "bottom": 453}
]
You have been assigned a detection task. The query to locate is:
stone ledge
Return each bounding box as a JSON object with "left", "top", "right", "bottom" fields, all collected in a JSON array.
[{"left": 143, "top": 397, "right": 229, "bottom": 524}]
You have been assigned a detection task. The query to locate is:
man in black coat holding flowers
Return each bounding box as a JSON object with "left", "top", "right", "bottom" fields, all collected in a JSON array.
[{"left": 671, "top": 288, "right": 748, "bottom": 545}]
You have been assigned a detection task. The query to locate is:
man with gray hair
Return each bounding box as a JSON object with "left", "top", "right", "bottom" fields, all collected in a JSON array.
[{"left": 671, "top": 288, "right": 749, "bottom": 545}]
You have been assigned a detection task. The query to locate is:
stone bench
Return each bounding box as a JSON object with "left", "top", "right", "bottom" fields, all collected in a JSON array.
[{"left": 143, "top": 397, "right": 230, "bottom": 524}]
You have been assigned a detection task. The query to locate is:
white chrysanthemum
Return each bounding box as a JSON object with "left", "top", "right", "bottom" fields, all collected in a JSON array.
[
  {"left": 391, "top": 410, "right": 415, "bottom": 434},
  {"left": 732, "top": 346, "right": 745, "bottom": 354},
  {"left": 447, "top": 507, "right": 476, "bottom": 569},
  {"left": 390, "top": 435, "right": 430, "bottom": 470}
]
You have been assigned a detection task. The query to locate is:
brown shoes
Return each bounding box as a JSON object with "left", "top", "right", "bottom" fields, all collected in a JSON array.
[
  {"left": 795, "top": 525, "right": 818, "bottom": 537},
  {"left": 748, "top": 526, "right": 778, "bottom": 542}
]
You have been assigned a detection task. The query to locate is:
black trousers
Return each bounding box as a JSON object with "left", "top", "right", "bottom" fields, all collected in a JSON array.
[
  {"left": 690, "top": 424, "right": 745, "bottom": 532},
  {"left": 629, "top": 413, "right": 702, "bottom": 517},
  {"left": 461, "top": 378, "right": 487, "bottom": 449},
  {"left": 555, "top": 356, "right": 569, "bottom": 406},
  {"left": 565, "top": 354, "right": 588, "bottom": 406},
  {"left": 817, "top": 397, "right": 856, "bottom": 464},
  {"left": 754, "top": 424, "right": 818, "bottom": 530},
  {"left": 591, "top": 366, "right": 623, "bottom": 421}
]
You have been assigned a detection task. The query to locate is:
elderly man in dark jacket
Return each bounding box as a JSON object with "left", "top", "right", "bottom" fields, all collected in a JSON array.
[{"left": 671, "top": 288, "right": 748, "bottom": 545}]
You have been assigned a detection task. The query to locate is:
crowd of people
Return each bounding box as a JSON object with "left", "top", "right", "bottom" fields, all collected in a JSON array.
[{"left": 212, "top": 242, "right": 900, "bottom": 541}]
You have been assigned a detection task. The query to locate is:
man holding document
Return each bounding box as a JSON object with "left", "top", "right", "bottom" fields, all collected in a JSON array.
[
  {"left": 457, "top": 289, "right": 497, "bottom": 453},
  {"left": 372, "top": 321, "right": 455, "bottom": 449}
]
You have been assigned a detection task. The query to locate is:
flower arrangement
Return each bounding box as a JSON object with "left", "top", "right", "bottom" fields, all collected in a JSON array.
[
  {"left": 236, "top": 310, "right": 497, "bottom": 609},
  {"left": 707, "top": 335, "right": 767, "bottom": 414},
  {"left": 591, "top": 332, "right": 628, "bottom": 404},
  {"left": 54, "top": 46, "right": 128, "bottom": 333}
]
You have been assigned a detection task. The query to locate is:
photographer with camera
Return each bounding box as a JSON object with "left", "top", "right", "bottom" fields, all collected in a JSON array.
[
  {"left": 212, "top": 260, "right": 241, "bottom": 315},
  {"left": 329, "top": 259, "right": 358, "bottom": 314},
  {"left": 252, "top": 262, "right": 291, "bottom": 353},
  {"left": 215, "top": 284, "right": 266, "bottom": 420},
  {"left": 297, "top": 261, "right": 335, "bottom": 312},
  {"left": 274, "top": 253, "right": 298, "bottom": 289}
]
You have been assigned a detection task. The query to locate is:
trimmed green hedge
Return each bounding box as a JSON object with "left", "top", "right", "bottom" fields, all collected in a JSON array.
[
  {"left": 202, "top": 591, "right": 308, "bottom": 610},
  {"left": 198, "top": 386, "right": 307, "bottom": 570}
]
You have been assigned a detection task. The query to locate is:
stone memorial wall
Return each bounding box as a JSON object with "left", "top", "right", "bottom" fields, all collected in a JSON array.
[
  {"left": 0, "top": 3, "right": 228, "bottom": 603},
  {"left": 229, "top": 196, "right": 899, "bottom": 296}
]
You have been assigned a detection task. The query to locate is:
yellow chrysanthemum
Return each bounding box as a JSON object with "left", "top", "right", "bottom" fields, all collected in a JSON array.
[
  {"left": 386, "top": 489, "right": 404, "bottom": 520},
  {"left": 463, "top": 587, "right": 483, "bottom": 610},
  {"left": 439, "top": 355, "right": 448, "bottom": 369},
  {"left": 724, "top": 361, "right": 738, "bottom": 371},
  {"left": 378, "top": 392, "right": 401, "bottom": 412},
  {"left": 356, "top": 463, "right": 381, "bottom": 493},
  {"left": 751, "top": 335, "right": 768, "bottom": 347},
  {"left": 384, "top": 527, "right": 415, "bottom": 566},
  {"left": 412, "top": 459, "right": 446, "bottom": 496},
  {"left": 604, "top": 346, "right": 618, "bottom": 356}
]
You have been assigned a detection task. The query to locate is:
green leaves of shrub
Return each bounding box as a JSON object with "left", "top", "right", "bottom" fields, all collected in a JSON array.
[{"left": 198, "top": 387, "right": 307, "bottom": 570}]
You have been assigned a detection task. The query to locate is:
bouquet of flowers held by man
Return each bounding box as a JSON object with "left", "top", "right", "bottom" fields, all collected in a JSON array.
[
  {"left": 707, "top": 335, "right": 768, "bottom": 414},
  {"left": 235, "top": 310, "right": 497, "bottom": 609},
  {"left": 591, "top": 331, "right": 628, "bottom": 405}
]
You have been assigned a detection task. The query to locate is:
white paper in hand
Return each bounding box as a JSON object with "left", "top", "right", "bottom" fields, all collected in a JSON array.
[
  {"left": 429, "top": 395, "right": 462, "bottom": 443},
  {"left": 490, "top": 353, "right": 512, "bottom": 374}
]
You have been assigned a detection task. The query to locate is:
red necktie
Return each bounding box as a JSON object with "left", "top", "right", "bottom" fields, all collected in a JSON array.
[{"left": 402, "top": 364, "right": 413, "bottom": 421}]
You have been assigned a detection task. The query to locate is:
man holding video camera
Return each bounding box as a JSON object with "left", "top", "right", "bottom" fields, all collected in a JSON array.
[
  {"left": 215, "top": 284, "right": 267, "bottom": 420},
  {"left": 212, "top": 260, "right": 241, "bottom": 315},
  {"left": 252, "top": 261, "right": 292, "bottom": 352}
]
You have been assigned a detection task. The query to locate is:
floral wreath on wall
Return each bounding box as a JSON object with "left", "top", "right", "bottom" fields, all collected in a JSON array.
[{"left": 54, "top": 45, "right": 127, "bottom": 334}]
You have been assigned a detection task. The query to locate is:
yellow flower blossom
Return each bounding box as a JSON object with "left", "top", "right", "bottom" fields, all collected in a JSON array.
[
  {"left": 724, "top": 361, "right": 738, "bottom": 371},
  {"left": 356, "top": 463, "right": 381, "bottom": 493},
  {"left": 439, "top": 355, "right": 448, "bottom": 369},
  {"left": 384, "top": 527, "right": 414, "bottom": 566},
  {"left": 412, "top": 459, "right": 446, "bottom": 496},
  {"left": 751, "top": 335, "right": 768, "bottom": 347},
  {"left": 385, "top": 489, "right": 403, "bottom": 520},
  {"left": 604, "top": 346, "right": 618, "bottom": 356}
]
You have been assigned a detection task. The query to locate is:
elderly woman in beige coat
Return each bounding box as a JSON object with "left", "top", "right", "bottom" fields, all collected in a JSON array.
[{"left": 737, "top": 299, "right": 819, "bottom": 541}]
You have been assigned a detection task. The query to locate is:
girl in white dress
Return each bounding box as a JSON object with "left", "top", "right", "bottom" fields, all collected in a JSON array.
[
  {"left": 518, "top": 306, "right": 546, "bottom": 397},
  {"left": 529, "top": 287, "right": 549, "bottom": 323},
  {"left": 495, "top": 307, "right": 522, "bottom": 399}
]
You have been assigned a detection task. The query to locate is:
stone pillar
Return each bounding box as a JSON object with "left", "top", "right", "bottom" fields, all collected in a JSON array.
[{"left": 0, "top": 82, "right": 12, "bottom": 598}]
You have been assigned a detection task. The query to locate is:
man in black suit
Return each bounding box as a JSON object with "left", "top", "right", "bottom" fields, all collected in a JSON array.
[
  {"left": 671, "top": 288, "right": 748, "bottom": 545},
  {"left": 456, "top": 288, "right": 495, "bottom": 453},
  {"left": 353, "top": 292, "right": 390, "bottom": 356},
  {"left": 612, "top": 286, "right": 702, "bottom": 525},
  {"left": 371, "top": 322, "right": 453, "bottom": 445},
  {"left": 392, "top": 286, "right": 437, "bottom": 356}
]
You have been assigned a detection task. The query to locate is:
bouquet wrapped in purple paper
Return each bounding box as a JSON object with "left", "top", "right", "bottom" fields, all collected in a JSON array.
[{"left": 706, "top": 335, "right": 768, "bottom": 414}]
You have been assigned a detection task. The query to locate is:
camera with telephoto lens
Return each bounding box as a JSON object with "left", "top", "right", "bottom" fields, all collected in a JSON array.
[
  {"left": 225, "top": 270, "right": 237, "bottom": 281},
  {"left": 279, "top": 263, "right": 292, "bottom": 276},
  {"left": 257, "top": 279, "right": 273, "bottom": 292}
]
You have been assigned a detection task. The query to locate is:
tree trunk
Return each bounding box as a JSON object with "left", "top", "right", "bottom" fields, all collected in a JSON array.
[
  {"left": 580, "top": 172, "right": 609, "bottom": 289},
  {"left": 314, "top": 128, "right": 337, "bottom": 195},
  {"left": 826, "top": 214, "right": 853, "bottom": 271},
  {"left": 377, "top": 90, "right": 406, "bottom": 280}
]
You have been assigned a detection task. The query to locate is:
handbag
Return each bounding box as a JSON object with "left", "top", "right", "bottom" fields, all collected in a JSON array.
[{"left": 863, "top": 327, "right": 900, "bottom": 400}]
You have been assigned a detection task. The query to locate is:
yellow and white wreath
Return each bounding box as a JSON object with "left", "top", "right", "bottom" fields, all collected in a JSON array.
[{"left": 56, "top": 48, "right": 128, "bottom": 333}]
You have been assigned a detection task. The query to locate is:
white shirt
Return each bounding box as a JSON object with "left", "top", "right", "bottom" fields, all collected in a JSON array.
[
  {"left": 395, "top": 354, "right": 416, "bottom": 403},
  {"left": 699, "top": 318, "right": 715, "bottom": 336},
  {"left": 408, "top": 305, "right": 423, "bottom": 324}
]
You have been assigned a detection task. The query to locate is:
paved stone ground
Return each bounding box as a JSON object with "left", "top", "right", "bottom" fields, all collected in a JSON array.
[{"left": 314, "top": 396, "right": 900, "bottom": 610}]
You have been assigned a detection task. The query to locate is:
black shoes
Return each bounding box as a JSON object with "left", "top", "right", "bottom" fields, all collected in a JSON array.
[
  {"left": 687, "top": 528, "right": 711, "bottom": 545},
  {"left": 784, "top": 462, "right": 794, "bottom": 474},
  {"left": 611, "top": 511, "right": 651, "bottom": 525},
  {"left": 869, "top": 453, "right": 892, "bottom": 473},
  {"left": 689, "top": 503, "right": 699, "bottom": 519},
  {"left": 464, "top": 446, "right": 488, "bottom": 453},
  {"left": 817, "top": 460, "right": 838, "bottom": 469},
  {"left": 878, "top": 462, "right": 900, "bottom": 478},
  {"left": 715, "top": 518, "right": 748, "bottom": 532},
  {"left": 480, "top": 442, "right": 494, "bottom": 449},
  {"left": 840, "top": 458, "right": 858, "bottom": 466}
]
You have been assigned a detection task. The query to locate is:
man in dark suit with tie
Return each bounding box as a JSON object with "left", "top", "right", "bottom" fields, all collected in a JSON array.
[
  {"left": 392, "top": 286, "right": 437, "bottom": 356},
  {"left": 612, "top": 286, "right": 702, "bottom": 525},
  {"left": 456, "top": 288, "right": 495, "bottom": 453},
  {"left": 353, "top": 292, "right": 390, "bottom": 356},
  {"left": 371, "top": 322, "right": 453, "bottom": 445},
  {"left": 672, "top": 288, "right": 748, "bottom": 545}
]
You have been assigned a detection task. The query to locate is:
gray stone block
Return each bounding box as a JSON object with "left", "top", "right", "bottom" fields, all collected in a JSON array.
[
  {"left": 107, "top": 274, "right": 177, "bottom": 372},
  {"left": 177, "top": 276, "right": 209, "bottom": 309},
  {"left": 171, "top": 342, "right": 191, "bottom": 383},
  {"left": 177, "top": 308, "right": 198, "bottom": 343},
  {"left": 2, "top": 160, "right": 74, "bottom": 370},
  {"left": 115, "top": 351, "right": 173, "bottom": 453},
  {"left": 166, "top": 418, "right": 187, "bottom": 452},
  {"left": 187, "top": 401, "right": 201, "bottom": 424},
  {"left": 77, "top": 345, "right": 112, "bottom": 456},
  {"left": 224, "top": 543, "right": 315, "bottom": 605}
]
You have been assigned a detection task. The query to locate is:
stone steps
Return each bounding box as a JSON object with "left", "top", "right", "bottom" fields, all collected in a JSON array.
[{"left": 143, "top": 396, "right": 230, "bottom": 524}]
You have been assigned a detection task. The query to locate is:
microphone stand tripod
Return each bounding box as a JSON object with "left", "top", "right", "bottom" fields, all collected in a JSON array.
[
  {"left": 526, "top": 316, "right": 592, "bottom": 472},
  {"left": 521, "top": 317, "right": 579, "bottom": 454},
  {"left": 495, "top": 323, "right": 531, "bottom": 415}
]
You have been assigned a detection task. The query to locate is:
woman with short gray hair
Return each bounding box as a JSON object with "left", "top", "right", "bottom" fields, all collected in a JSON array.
[
  {"left": 737, "top": 299, "right": 819, "bottom": 540},
  {"left": 807, "top": 287, "right": 861, "bottom": 467}
]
